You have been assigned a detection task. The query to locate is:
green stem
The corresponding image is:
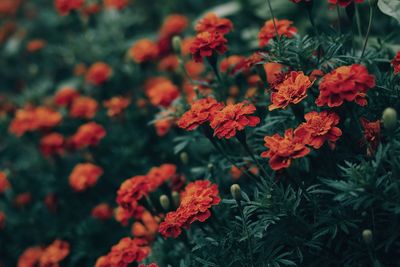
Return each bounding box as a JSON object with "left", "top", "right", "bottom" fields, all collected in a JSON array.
[
  {"left": 360, "top": 0, "right": 374, "bottom": 60},
  {"left": 336, "top": 5, "right": 342, "bottom": 35},
  {"left": 237, "top": 200, "right": 255, "bottom": 267},
  {"left": 355, "top": 4, "right": 363, "bottom": 38},
  {"left": 265, "top": 0, "right": 280, "bottom": 41}
]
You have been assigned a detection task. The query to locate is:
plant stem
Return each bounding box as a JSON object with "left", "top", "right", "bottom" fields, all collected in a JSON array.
[
  {"left": 360, "top": 0, "right": 374, "bottom": 60},
  {"left": 236, "top": 200, "right": 255, "bottom": 267},
  {"left": 336, "top": 5, "right": 342, "bottom": 35},
  {"left": 355, "top": 4, "right": 363, "bottom": 38},
  {"left": 265, "top": 0, "right": 279, "bottom": 41}
]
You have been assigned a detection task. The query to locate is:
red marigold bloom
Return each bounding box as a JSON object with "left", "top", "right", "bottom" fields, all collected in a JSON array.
[
  {"left": 328, "top": 0, "right": 364, "bottom": 7},
  {"left": 0, "top": 172, "right": 10, "bottom": 194},
  {"left": 74, "top": 63, "right": 87, "bottom": 76},
  {"left": 210, "top": 102, "right": 260, "bottom": 139},
  {"left": 360, "top": 118, "right": 381, "bottom": 156},
  {"left": 69, "top": 96, "right": 98, "bottom": 119},
  {"left": 178, "top": 97, "right": 224, "bottom": 131},
  {"left": 129, "top": 39, "right": 159, "bottom": 64},
  {"left": 26, "top": 39, "right": 46, "bottom": 53},
  {"left": 185, "top": 60, "right": 205, "bottom": 78},
  {"left": 117, "top": 175, "right": 149, "bottom": 212},
  {"left": 14, "top": 192, "right": 31, "bottom": 207},
  {"left": 391, "top": 52, "right": 400, "bottom": 74},
  {"left": 220, "top": 55, "right": 245, "bottom": 74},
  {"left": 181, "top": 37, "right": 194, "bottom": 56},
  {"left": 264, "top": 62, "right": 284, "bottom": 85},
  {"left": 0, "top": 211, "right": 5, "bottom": 229},
  {"left": 69, "top": 163, "right": 103, "bottom": 192},
  {"left": 103, "top": 0, "right": 129, "bottom": 10},
  {"left": 195, "top": 13, "right": 233, "bottom": 35},
  {"left": 147, "top": 164, "right": 177, "bottom": 191},
  {"left": 269, "top": 71, "right": 312, "bottom": 111},
  {"left": 159, "top": 180, "right": 220, "bottom": 238},
  {"left": 259, "top": 19, "right": 297, "bottom": 47},
  {"left": 316, "top": 64, "right": 376, "bottom": 107},
  {"left": 157, "top": 55, "right": 179, "bottom": 72},
  {"left": 132, "top": 210, "right": 159, "bottom": 242},
  {"left": 261, "top": 129, "right": 310, "bottom": 171},
  {"left": 92, "top": 203, "right": 114, "bottom": 220},
  {"left": 146, "top": 80, "right": 180, "bottom": 107},
  {"left": 40, "top": 133, "right": 65, "bottom": 157},
  {"left": 103, "top": 96, "right": 131, "bottom": 117},
  {"left": 71, "top": 122, "right": 106, "bottom": 149},
  {"left": 85, "top": 62, "right": 112, "bottom": 86},
  {"left": 54, "top": 87, "right": 80, "bottom": 107},
  {"left": 159, "top": 14, "right": 189, "bottom": 38},
  {"left": 18, "top": 246, "right": 44, "bottom": 267},
  {"left": 114, "top": 206, "right": 144, "bottom": 226},
  {"left": 54, "top": 0, "right": 83, "bottom": 15},
  {"left": 154, "top": 117, "right": 174, "bottom": 136},
  {"left": 190, "top": 31, "right": 228, "bottom": 62},
  {"left": 295, "top": 111, "right": 342, "bottom": 149},
  {"left": 39, "top": 240, "right": 70, "bottom": 267}
]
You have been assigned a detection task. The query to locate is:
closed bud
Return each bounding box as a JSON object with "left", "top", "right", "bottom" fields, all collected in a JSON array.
[
  {"left": 172, "top": 36, "right": 182, "bottom": 55},
  {"left": 382, "top": 107, "right": 397, "bottom": 130},
  {"left": 362, "top": 229, "right": 373, "bottom": 244},
  {"left": 180, "top": 152, "right": 189, "bottom": 164},
  {"left": 159, "top": 195, "right": 170, "bottom": 211},
  {"left": 172, "top": 191, "right": 180, "bottom": 207},
  {"left": 230, "top": 184, "right": 242, "bottom": 201},
  {"left": 207, "top": 163, "right": 214, "bottom": 172}
]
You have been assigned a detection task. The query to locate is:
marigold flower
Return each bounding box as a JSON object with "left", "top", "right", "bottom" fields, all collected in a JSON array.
[
  {"left": 114, "top": 206, "right": 144, "bottom": 226},
  {"left": 154, "top": 117, "right": 174, "bottom": 136},
  {"left": 103, "top": 0, "right": 129, "bottom": 10},
  {"left": 146, "top": 80, "right": 180, "bottom": 107},
  {"left": 159, "top": 14, "right": 189, "bottom": 38},
  {"left": 220, "top": 55, "right": 245, "bottom": 74},
  {"left": 181, "top": 37, "right": 195, "bottom": 56},
  {"left": 159, "top": 180, "right": 220, "bottom": 238},
  {"left": 18, "top": 246, "right": 44, "bottom": 267},
  {"left": 157, "top": 55, "right": 179, "bottom": 72},
  {"left": 328, "top": 0, "right": 364, "bottom": 7},
  {"left": 360, "top": 118, "right": 381, "bottom": 156},
  {"left": 0, "top": 211, "right": 5, "bottom": 229},
  {"left": 190, "top": 31, "right": 228, "bottom": 62},
  {"left": 26, "top": 39, "right": 46, "bottom": 53},
  {"left": 178, "top": 97, "right": 224, "bottom": 131},
  {"left": 261, "top": 129, "right": 310, "bottom": 171},
  {"left": 210, "top": 102, "right": 260, "bottom": 139},
  {"left": 295, "top": 111, "right": 342, "bottom": 149},
  {"left": 73, "top": 63, "right": 87, "bottom": 76},
  {"left": 85, "top": 62, "right": 112, "bottom": 86},
  {"left": 129, "top": 39, "right": 159, "bottom": 64},
  {"left": 69, "top": 163, "right": 103, "bottom": 192},
  {"left": 103, "top": 96, "right": 131, "bottom": 117},
  {"left": 14, "top": 192, "right": 31, "bottom": 207},
  {"left": 264, "top": 62, "right": 284, "bottom": 85},
  {"left": 69, "top": 96, "right": 98, "bottom": 119},
  {"left": 195, "top": 13, "right": 233, "bottom": 35},
  {"left": 71, "top": 122, "right": 106, "bottom": 149},
  {"left": 39, "top": 240, "right": 70, "bottom": 267},
  {"left": 259, "top": 19, "right": 297, "bottom": 47},
  {"left": 92, "top": 203, "right": 114, "bottom": 220},
  {"left": 40, "top": 133, "right": 65, "bottom": 157},
  {"left": 316, "top": 64, "right": 375, "bottom": 107},
  {"left": 391, "top": 52, "right": 400, "bottom": 74},
  {"left": 54, "top": 87, "right": 80, "bottom": 106},
  {"left": 185, "top": 60, "right": 205, "bottom": 78},
  {"left": 147, "top": 164, "right": 177, "bottom": 191},
  {"left": 269, "top": 71, "right": 312, "bottom": 111},
  {"left": 54, "top": 0, "right": 83, "bottom": 15},
  {"left": 132, "top": 210, "right": 159, "bottom": 242},
  {"left": 0, "top": 172, "right": 10, "bottom": 194}
]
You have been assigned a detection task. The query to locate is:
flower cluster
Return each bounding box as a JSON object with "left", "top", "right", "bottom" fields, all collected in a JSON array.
[
  {"left": 69, "top": 163, "right": 103, "bottom": 192},
  {"left": 259, "top": 19, "right": 297, "bottom": 47}
]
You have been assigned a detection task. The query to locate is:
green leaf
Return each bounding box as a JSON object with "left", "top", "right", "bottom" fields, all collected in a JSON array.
[{"left": 378, "top": 0, "right": 400, "bottom": 23}]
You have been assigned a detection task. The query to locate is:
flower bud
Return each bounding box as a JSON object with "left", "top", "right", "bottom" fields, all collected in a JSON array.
[
  {"left": 230, "top": 184, "right": 242, "bottom": 201},
  {"left": 362, "top": 229, "right": 373, "bottom": 245},
  {"left": 159, "top": 195, "right": 170, "bottom": 211},
  {"left": 172, "top": 36, "right": 182, "bottom": 55},
  {"left": 180, "top": 152, "right": 189, "bottom": 165},
  {"left": 207, "top": 163, "right": 214, "bottom": 172},
  {"left": 382, "top": 107, "right": 397, "bottom": 130},
  {"left": 172, "top": 191, "right": 180, "bottom": 208}
]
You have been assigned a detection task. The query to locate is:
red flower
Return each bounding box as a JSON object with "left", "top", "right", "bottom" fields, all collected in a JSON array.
[
  {"left": 190, "top": 31, "right": 228, "bottom": 62},
  {"left": 114, "top": 206, "right": 144, "bottom": 226},
  {"left": 14, "top": 192, "right": 31, "bottom": 207},
  {"left": 391, "top": 52, "right": 400, "bottom": 75},
  {"left": 259, "top": 19, "right": 297, "bottom": 47},
  {"left": 103, "top": 96, "right": 131, "bottom": 117},
  {"left": 220, "top": 55, "right": 245, "bottom": 74},
  {"left": 103, "top": 0, "right": 129, "bottom": 10},
  {"left": 195, "top": 13, "right": 233, "bottom": 35},
  {"left": 159, "top": 14, "right": 189, "bottom": 38},
  {"left": 129, "top": 39, "right": 159, "bottom": 64},
  {"left": 210, "top": 102, "right": 260, "bottom": 139},
  {"left": 178, "top": 97, "right": 224, "bottom": 131},
  {"left": 269, "top": 71, "right": 312, "bottom": 111},
  {"left": 40, "top": 133, "right": 65, "bottom": 157},
  {"left": 154, "top": 117, "right": 174, "bottom": 137},
  {"left": 146, "top": 80, "right": 180, "bottom": 107},
  {"left": 316, "top": 64, "right": 375, "bottom": 107},
  {"left": 0, "top": 211, "right": 5, "bottom": 229},
  {"left": 157, "top": 55, "right": 179, "bottom": 72},
  {"left": 147, "top": 164, "right": 177, "bottom": 191},
  {"left": 54, "top": 0, "right": 83, "bottom": 15},
  {"left": 295, "top": 111, "right": 342, "bottom": 149},
  {"left": 328, "top": 0, "right": 364, "bottom": 7},
  {"left": 360, "top": 118, "right": 381, "bottom": 156},
  {"left": 54, "top": 87, "right": 80, "bottom": 107},
  {"left": 132, "top": 210, "right": 159, "bottom": 242},
  {"left": 159, "top": 180, "right": 220, "bottom": 238},
  {"left": 71, "top": 122, "right": 106, "bottom": 149},
  {"left": 18, "top": 246, "right": 44, "bottom": 267},
  {"left": 261, "top": 129, "right": 310, "bottom": 171},
  {"left": 0, "top": 172, "right": 10, "bottom": 194},
  {"left": 26, "top": 39, "right": 46, "bottom": 53},
  {"left": 39, "top": 240, "right": 70, "bottom": 267},
  {"left": 69, "top": 163, "right": 103, "bottom": 192},
  {"left": 91, "top": 203, "right": 114, "bottom": 220},
  {"left": 69, "top": 96, "right": 98, "bottom": 119},
  {"left": 85, "top": 62, "right": 112, "bottom": 86}
]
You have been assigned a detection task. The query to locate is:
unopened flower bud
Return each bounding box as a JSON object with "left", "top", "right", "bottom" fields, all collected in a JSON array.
[
  {"left": 230, "top": 184, "right": 242, "bottom": 201},
  {"left": 362, "top": 229, "right": 373, "bottom": 245},
  {"left": 172, "top": 36, "right": 182, "bottom": 55},
  {"left": 159, "top": 195, "right": 170, "bottom": 211},
  {"left": 382, "top": 107, "right": 397, "bottom": 130},
  {"left": 172, "top": 191, "right": 180, "bottom": 208},
  {"left": 207, "top": 163, "right": 214, "bottom": 172},
  {"left": 180, "top": 152, "right": 189, "bottom": 165}
]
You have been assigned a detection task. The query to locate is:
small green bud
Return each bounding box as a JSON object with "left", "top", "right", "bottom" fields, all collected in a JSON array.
[
  {"left": 230, "top": 184, "right": 242, "bottom": 201},
  {"left": 207, "top": 163, "right": 214, "bottom": 172},
  {"left": 180, "top": 152, "right": 189, "bottom": 165},
  {"left": 172, "top": 191, "right": 180, "bottom": 208},
  {"left": 159, "top": 195, "right": 170, "bottom": 211},
  {"left": 172, "top": 36, "right": 182, "bottom": 55},
  {"left": 382, "top": 107, "right": 397, "bottom": 130},
  {"left": 362, "top": 229, "right": 373, "bottom": 245}
]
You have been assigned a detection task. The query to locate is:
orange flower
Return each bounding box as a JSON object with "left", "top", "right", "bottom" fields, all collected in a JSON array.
[
  {"left": 185, "top": 60, "right": 205, "bottom": 78},
  {"left": 0, "top": 211, "right": 5, "bottom": 229},
  {"left": 73, "top": 63, "right": 87, "bottom": 76},
  {"left": 220, "top": 55, "right": 245, "bottom": 74},
  {"left": 147, "top": 164, "right": 177, "bottom": 191},
  {"left": 259, "top": 19, "right": 297, "bottom": 47},
  {"left": 328, "top": 0, "right": 364, "bottom": 7},
  {"left": 40, "top": 133, "right": 65, "bottom": 156},
  {"left": 69, "top": 96, "right": 98, "bottom": 119},
  {"left": 0, "top": 0, "right": 21, "bottom": 16},
  {"left": 132, "top": 210, "right": 159, "bottom": 242},
  {"left": 269, "top": 71, "right": 312, "bottom": 111},
  {"left": 158, "top": 55, "right": 179, "bottom": 72},
  {"left": 261, "top": 129, "right": 310, "bottom": 171},
  {"left": 18, "top": 246, "right": 44, "bottom": 267},
  {"left": 294, "top": 111, "right": 342, "bottom": 149},
  {"left": 360, "top": 118, "right": 381, "bottom": 156},
  {"left": 103, "top": 96, "right": 130, "bottom": 117},
  {"left": 391, "top": 52, "right": 400, "bottom": 75},
  {"left": 39, "top": 240, "right": 70, "bottom": 267},
  {"left": 26, "top": 39, "right": 46, "bottom": 53},
  {"left": 146, "top": 80, "right": 180, "bottom": 107},
  {"left": 159, "top": 14, "right": 189, "bottom": 38},
  {"left": 195, "top": 13, "right": 233, "bottom": 35},
  {"left": 91, "top": 203, "right": 114, "bottom": 220},
  {"left": 14, "top": 192, "right": 32, "bottom": 207},
  {"left": 85, "top": 62, "right": 112, "bottom": 86},
  {"left": 159, "top": 180, "right": 220, "bottom": 238},
  {"left": 103, "top": 0, "right": 129, "bottom": 10},
  {"left": 316, "top": 64, "right": 375, "bottom": 107},
  {"left": 210, "top": 102, "right": 260, "bottom": 139},
  {"left": 129, "top": 39, "right": 159, "bottom": 64},
  {"left": 190, "top": 31, "right": 228, "bottom": 62},
  {"left": 230, "top": 166, "right": 243, "bottom": 180},
  {"left": 114, "top": 206, "right": 144, "bottom": 226},
  {"left": 178, "top": 97, "right": 224, "bottom": 131},
  {"left": 263, "top": 62, "right": 283, "bottom": 85},
  {"left": 71, "top": 122, "right": 106, "bottom": 149},
  {"left": 0, "top": 172, "right": 10, "bottom": 194},
  {"left": 54, "top": 87, "right": 80, "bottom": 106},
  {"left": 69, "top": 163, "right": 103, "bottom": 192},
  {"left": 154, "top": 117, "right": 174, "bottom": 136},
  {"left": 54, "top": 0, "right": 83, "bottom": 15},
  {"left": 181, "top": 37, "right": 194, "bottom": 56}
]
